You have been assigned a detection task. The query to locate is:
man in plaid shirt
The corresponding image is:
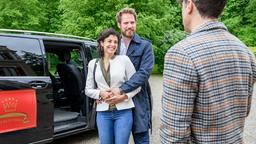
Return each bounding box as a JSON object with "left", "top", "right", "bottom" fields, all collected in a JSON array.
[{"left": 160, "top": 0, "right": 256, "bottom": 143}]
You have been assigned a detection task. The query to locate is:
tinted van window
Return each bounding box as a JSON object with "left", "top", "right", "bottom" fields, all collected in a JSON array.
[
  {"left": 0, "top": 36, "right": 43, "bottom": 76},
  {"left": 88, "top": 45, "right": 99, "bottom": 58}
]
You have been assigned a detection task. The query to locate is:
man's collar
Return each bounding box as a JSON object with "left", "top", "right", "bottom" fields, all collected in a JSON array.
[
  {"left": 131, "top": 34, "right": 141, "bottom": 44},
  {"left": 121, "top": 33, "right": 141, "bottom": 44},
  {"left": 191, "top": 21, "right": 228, "bottom": 35}
]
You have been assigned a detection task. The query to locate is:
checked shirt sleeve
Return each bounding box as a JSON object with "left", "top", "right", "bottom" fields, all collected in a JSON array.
[{"left": 160, "top": 47, "right": 198, "bottom": 144}]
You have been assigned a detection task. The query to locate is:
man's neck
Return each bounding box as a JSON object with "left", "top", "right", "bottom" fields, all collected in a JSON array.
[
  {"left": 122, "top": 35, "right": 132, "bottom": 48},
  {"left": 190, "top": 17, "right": 218, "bottom": 33}
]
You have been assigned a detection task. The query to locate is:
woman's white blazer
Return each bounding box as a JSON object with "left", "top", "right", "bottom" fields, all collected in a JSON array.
[{"left": 85, "top": 55, "right": 141, "bottom": 111}]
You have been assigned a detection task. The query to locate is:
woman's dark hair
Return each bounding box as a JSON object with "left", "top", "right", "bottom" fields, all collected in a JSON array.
[{"left": 97, "top": 28, "right": 121, "bottom": 58}]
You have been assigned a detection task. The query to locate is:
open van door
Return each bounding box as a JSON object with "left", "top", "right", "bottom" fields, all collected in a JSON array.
[
  {"left": 0, "top": 35, "right": 54, "bottom": 144},
  {"left": 0, "top": 29, "right": 97, "bottom": 143}
]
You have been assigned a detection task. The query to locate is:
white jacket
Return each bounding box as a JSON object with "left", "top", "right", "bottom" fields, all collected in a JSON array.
[{"left": 85, "top": 55, "right": 141, "bottom": 111}]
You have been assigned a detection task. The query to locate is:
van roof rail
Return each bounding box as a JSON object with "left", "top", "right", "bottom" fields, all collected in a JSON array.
[{"left": 0, "top": 29, "right": 95, "bottom": 41}]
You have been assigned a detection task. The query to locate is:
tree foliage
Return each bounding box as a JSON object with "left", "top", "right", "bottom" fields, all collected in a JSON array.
[
  {"left": 0, "top": 0, "right": 45, "bottom": 31},
  {"left": 222, "top": 0, "right": 256, "bottom": 46},
  {"left": 0, "top": 0, "right": 254, "bottom": 73},
  {"left": 57, "top": 0, "right": 185, "bottom": 73},
  {"left": 39, "top": 0, "right": 62, "bottom": 32},
  {"left": 58, "top": 0, "right": 127, "bottom": 38}
]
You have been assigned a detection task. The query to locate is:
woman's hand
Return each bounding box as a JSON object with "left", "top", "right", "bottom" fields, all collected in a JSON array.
[
  {"left": 104, "top": 94, "right": 128, "bottom": 105},
  {"left": 99, "top": 90, "right": 113, "bottom": 100}
]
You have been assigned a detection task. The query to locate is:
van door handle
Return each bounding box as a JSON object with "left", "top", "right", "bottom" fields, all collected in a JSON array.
[{"left": 29, "top": 81, "right": 48, "bottom": 89}]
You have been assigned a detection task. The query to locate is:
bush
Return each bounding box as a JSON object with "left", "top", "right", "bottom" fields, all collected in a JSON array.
[
  {"left": 154, "top": 30, "right": 186, "bottom": 74},
  {"left": 249, "top": 47, "right": 256, "bottom": 57}
]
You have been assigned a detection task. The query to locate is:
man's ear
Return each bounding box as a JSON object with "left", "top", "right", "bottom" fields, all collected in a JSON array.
[
  {"left": 186, "top": 0, "right": 194, "bottom": 14},
  {"left": 117, "top": 22, "right": 121, "bottom": 29}
]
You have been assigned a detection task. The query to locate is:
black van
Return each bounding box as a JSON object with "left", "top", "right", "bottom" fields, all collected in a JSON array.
[{"left": 0, "top": 29, "right": 98, "bottom": 144}]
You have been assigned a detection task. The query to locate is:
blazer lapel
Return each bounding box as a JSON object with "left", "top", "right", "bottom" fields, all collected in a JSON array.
[
  {"left": 96, "top": 63, "right": 110, "bottom": 87},
  {"left": 126, "top": 43, "right": 136, "bottom": 56},
  {"left": 126, "top": 34, "right": 141, "bottom": 56}
]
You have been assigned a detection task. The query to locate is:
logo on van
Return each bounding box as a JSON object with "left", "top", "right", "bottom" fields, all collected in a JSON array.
[
  {"left": 0, "top": 97, "right": 29, "bottom": 124},
  {"left": 2, "top": 97, "right": 18, "bottom": 112},
  {"left": 0, "top": 89, "right": 37, "bottom": 133}
]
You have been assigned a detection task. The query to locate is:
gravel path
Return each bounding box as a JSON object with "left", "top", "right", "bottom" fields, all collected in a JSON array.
[{"left": 52, "top": 75, "right": 256, "bottom": 144}]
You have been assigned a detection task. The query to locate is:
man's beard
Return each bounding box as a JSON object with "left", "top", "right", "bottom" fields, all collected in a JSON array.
[{"left": 122, "top": 29, "right": 134, "bottom": 38}]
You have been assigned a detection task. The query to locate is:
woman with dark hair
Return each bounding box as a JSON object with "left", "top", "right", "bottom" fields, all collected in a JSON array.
[{"left": 85, "top": 28, "right": 140, "bottom": 144}]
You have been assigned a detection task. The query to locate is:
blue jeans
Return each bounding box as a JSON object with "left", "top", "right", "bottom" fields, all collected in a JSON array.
[
  {"left": 133, "top": 130, "right": 149, "bottom": 144},
  {"left": 96, "top": 109, "right": 133, "bottom": 144}
]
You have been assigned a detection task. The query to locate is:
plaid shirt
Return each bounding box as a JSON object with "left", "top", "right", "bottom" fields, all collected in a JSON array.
[{"left": 160, "top": 21, "right": 256, "bottom": 144}]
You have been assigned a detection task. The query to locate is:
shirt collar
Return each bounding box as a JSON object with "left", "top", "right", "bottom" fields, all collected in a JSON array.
[
  {"left": 191, "top": 21, "right": 228, "bottom": 35},
  {"left": 120, "top": 33, "right": 141, "bottom": 46}
]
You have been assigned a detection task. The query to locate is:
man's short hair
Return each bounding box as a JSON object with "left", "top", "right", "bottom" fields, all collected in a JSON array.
[
  {"left": 116, "top": 7, "right": 137, "bottom": 24},
  {"left": 180, "top": 0, "right": 227, "bottom": 18}
]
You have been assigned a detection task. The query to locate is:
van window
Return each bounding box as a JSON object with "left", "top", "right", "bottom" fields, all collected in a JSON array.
[
  {"left": 46, "top": 48, "right": 84, "bottom": 76},
  {"left": 46, "top": 53, "right": 58, "bottom": 75},
  {"left": 70, "top": 49, "right": 84, "bottom": 68},
  {"left": 0, "top": 36, "right": 43, "bottom": 76},
  {"left": 89, "top": 45, "right": 99, "bottom": 58},
  {"left": 0, "top": 67, "right": 26, "bottom": 76}
]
